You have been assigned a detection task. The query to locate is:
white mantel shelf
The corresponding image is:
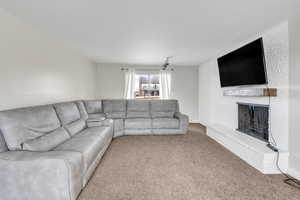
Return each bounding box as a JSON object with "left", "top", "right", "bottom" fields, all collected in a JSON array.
[
  {"left": 207, "top": 124, "right": 288, "bottom": 174},
  {"left": 223, "top": 88, "right": 277, "bottom": 97}
]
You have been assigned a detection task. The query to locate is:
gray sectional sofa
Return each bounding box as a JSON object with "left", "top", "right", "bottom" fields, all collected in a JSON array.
[{"left": 0, "top": 99, "right": 188, "bottom": 200}]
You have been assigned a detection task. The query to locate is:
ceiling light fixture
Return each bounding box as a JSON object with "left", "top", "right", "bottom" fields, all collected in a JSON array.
[{"left": 162, "top": 56, "right": 172, "bottom": 70}]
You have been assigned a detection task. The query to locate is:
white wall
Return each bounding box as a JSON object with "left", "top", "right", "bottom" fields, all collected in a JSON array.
[
  {"left": 198, "top": 22, "right": 289, "bottom": 151},
  {"left": 96, "top": 63, "right": 126, "bottom": 99},
  {"left": 96, "top": 63, "right": 199, "bottom": 122},
  {"left": 0, "top": 8, "right": 96, "bottom": 110},
  {"left": 171, "top": 66, "right": 199, "bottom": 122},
  {"left": 288, "top": 0, "right": 300, "bottom": 178}
]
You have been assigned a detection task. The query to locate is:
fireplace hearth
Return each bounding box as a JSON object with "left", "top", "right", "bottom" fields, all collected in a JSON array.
[{"left": 237, "top": 102, "right": 269, "bottom": 142}]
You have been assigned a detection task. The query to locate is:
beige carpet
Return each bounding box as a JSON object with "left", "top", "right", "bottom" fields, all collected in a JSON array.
[{"left": 78, "top": 124, "right": 300, "bottom": 200}]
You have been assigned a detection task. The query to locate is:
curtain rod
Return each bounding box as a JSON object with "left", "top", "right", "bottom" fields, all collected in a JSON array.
[{"left": 120, "top": 67, "right": 174, "bottom": 71}]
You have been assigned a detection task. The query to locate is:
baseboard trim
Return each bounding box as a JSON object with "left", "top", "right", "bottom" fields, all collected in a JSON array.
[
  {"left": 288, "top": 155, "right": 300, "bottom": 181},
  {"left": 288, "top": 168, "right": 300, "bottom": 181},
  {"left": 189, "top": 120, "right": 201, "bottom": 123}
]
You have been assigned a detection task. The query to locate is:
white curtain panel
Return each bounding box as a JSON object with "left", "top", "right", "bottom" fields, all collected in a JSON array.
[
  {"left": 124, "top": 68, "right": 136, "bottom": 99},
  {"left": 159, "top": 70, "right": 172, "bottom": 99}
]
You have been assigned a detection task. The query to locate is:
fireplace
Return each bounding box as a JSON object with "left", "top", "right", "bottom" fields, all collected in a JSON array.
[{"left": 237, "top": 102, "right": 269, "bottom": 142}]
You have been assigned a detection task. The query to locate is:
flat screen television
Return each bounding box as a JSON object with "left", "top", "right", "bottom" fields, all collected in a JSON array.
[{"left": 217, "top": 38, "right": 267, "bottom": 87}]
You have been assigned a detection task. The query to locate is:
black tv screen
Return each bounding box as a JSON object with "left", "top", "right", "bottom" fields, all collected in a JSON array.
[{"left": 217, "top": 38, "right": 267, "bottom": 87}]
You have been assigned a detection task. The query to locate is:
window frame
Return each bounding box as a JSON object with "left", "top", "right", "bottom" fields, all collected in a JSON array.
[{"left": 134, "top": 70, "right": 160, "bottom": 99}]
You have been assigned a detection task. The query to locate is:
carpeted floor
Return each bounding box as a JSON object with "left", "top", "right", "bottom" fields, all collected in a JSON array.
[{"left": 78, "top": 124, "right": 300, "bottom": 200}]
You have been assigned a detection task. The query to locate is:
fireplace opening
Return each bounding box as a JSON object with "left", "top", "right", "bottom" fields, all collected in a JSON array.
[{"left": 237, "top": 102, "right": 269, "bottom": 142}]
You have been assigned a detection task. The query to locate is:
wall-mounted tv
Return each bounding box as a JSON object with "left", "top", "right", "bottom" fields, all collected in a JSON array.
[{"left": 217, "top": 38, "right": 267, "bottom": 87}]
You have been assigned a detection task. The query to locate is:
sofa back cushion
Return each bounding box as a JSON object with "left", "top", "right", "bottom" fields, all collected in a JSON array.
[
  {"left": 75, "top": 101, "right": 88, "bottom": 120},
  {"left": 150, "top": 100, "right": 179, "bottom": 118},
  {"left": 22, "top": 127, "right": 70, "bottom": 151},
  {"left": 0, "top": 131, "right": 8, "bottom": 152},
  {"left": 103, "top": 99, "right": 126, "bottom": 119},
  {"left": 84, "top": 100, "right": 102, "bottom": 114},
  {"left": 54, "top": 102, "right": 81, "bottom": 125},
  {"left": 54, "top": 102, "right": 87, "bottom": 137},
  {"left": 0, "top": 105, "right": 61, "bottom": 150},
  {"left": 126, "top": 100, "right": 150, "bottom": 118}
]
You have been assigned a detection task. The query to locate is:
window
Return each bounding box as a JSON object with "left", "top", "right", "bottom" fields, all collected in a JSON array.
[{"left": 134, "top": 72, "right": 160, "bottom": 99}]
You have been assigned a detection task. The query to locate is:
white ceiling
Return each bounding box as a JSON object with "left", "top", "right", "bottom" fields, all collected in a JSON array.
[{"left": 0, "top": 0, "right": 290, "bottom": 65}]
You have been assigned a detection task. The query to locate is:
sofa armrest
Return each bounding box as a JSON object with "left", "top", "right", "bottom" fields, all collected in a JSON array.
[
  {"left": 87, "top": 118, "right": 113, "bottom": 128},
  {"left": 174, "top": 112, "right": 189, "bottom": 134},
  {"left": 0, "top": 151, "right": 81, "bottom": 200}
]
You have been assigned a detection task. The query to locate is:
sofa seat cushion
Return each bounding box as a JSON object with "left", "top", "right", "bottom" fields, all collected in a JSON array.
[
  {"left": 65, "top": 119, "right": 86, "bottom": 136},
  {"left": 125, "top": 118, "right": 151, "bottom": 129},
  {"left": 87, "top": 119, "right": 113, "bottom": 128},
  {"left": 126, "top": 100, "right": 150, "bottom": 118},
  {"left": 22, "top": 127, "right": 70, "bottom": 151},
  {"left": 150, "top": 100, "right": 178, "bottom": 118},
  {"left": 55, "top": 127, "right": 112, "bottom": 172},
  {"left": 152, "top": 118, "right": 179, "bottom": 129},
  {"left": 74, "top": 126, "right": 112, "bottom": 139},
  {"left": 0, "top": 105, "right": 61, "bottom": 150}
]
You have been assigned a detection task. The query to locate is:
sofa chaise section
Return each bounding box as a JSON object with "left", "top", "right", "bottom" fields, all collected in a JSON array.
[{"left": 0, "top": 102, "right": 114, "bottom": 200}]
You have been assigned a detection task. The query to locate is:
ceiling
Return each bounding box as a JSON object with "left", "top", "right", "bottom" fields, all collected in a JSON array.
[{"left": 0, "top": 0, "right": 290, "bottom": 65}]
